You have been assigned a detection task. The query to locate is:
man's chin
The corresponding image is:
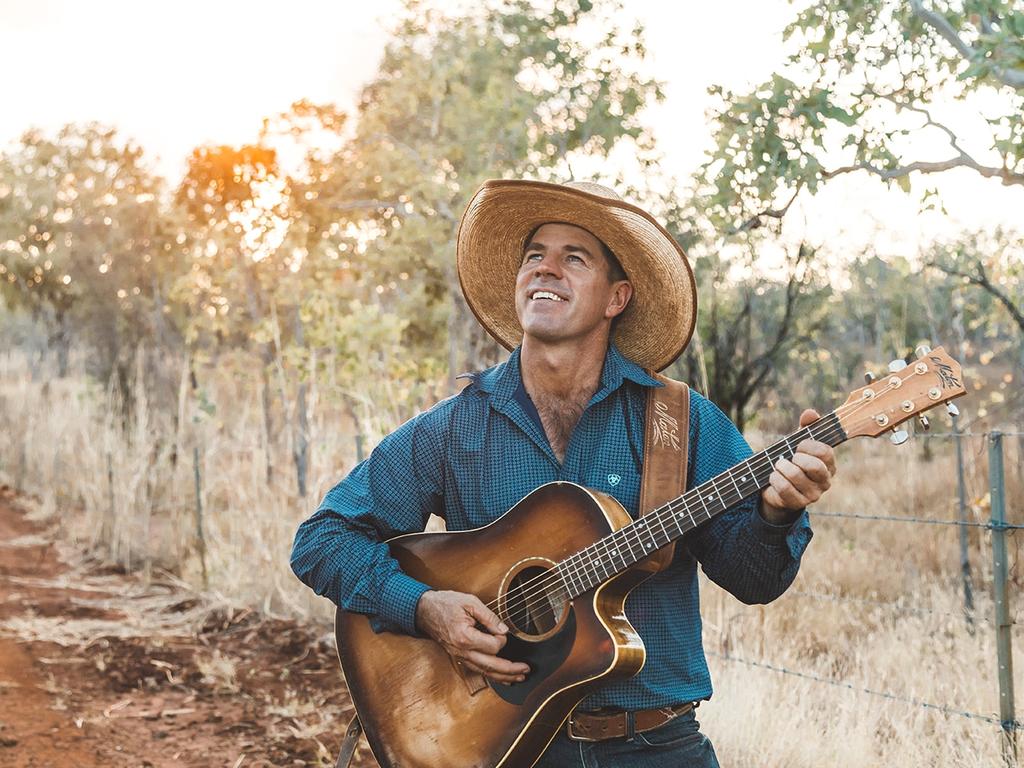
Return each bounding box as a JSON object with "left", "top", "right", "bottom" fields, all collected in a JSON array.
[{"left": 519, "top": 321, "right": 578, "bottom": 345}]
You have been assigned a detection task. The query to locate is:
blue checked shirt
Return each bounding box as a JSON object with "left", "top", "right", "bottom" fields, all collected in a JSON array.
[{"left": 291, "top": 344, "right": 812, "bottom": 709}]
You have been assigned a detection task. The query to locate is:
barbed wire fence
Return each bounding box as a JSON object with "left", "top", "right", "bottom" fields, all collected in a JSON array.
[{"left": 711, "top": 427, "right": 1021, "bottom": 765}]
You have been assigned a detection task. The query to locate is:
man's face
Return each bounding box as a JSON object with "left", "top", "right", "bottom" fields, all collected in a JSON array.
[{"left": 514, "top": 222, "right": 632, "bottom": 347}]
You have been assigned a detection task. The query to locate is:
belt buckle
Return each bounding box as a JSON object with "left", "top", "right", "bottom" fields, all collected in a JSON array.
[{"left": 565, "top": 715, "right": 601, "bottom": 743}]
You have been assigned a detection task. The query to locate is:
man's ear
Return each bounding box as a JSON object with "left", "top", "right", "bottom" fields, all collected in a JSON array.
[{"left": 606, "top": 280, "right": 633, "bottom": 319}]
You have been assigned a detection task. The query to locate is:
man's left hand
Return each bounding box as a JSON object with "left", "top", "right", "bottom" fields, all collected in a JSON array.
[{"left": 761, "top": 408, "right": 837, "bottom": 524}]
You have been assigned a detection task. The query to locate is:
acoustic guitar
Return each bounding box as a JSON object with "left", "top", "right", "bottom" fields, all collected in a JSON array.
[{"left": 335, "top": 346, "right": 966, "bottom": 768}]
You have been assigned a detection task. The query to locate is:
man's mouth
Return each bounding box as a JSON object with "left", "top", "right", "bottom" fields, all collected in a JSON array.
[{"left": 530, "top": 290, "right": 567, "bottom": 302}]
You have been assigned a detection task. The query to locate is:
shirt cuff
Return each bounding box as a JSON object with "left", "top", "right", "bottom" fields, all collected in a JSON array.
[
  {"left": 377, "top": 571, "right": 433, "bottom": 636},
  {"left": 750, "top": 505, "right": 812, "bottom": 558}
]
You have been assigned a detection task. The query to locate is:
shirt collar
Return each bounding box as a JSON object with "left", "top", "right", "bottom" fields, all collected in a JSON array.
[{"left": 477, "top": 343, "right": 661, "bottom": 408}]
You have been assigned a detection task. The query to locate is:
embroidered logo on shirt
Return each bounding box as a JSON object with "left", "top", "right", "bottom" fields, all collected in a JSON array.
[
  {"left": 652, "top": 400, "right": 681, "bottom": 451},
  {"left": 607, "top": 473, "right": 621, "bottom": 486}
]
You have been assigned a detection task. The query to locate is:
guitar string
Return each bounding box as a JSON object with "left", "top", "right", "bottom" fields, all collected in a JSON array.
[
  {"left": 487, "top": 391, "right": 886, "bottom": 629},
  {"left": 582, "top": 420, "right": 836, "bottom": 581},
  {"left": 495, "top": 417, "right": 864, "bottom": 634},
  {"left": 487, "top": 377, "right": 940, "bottom": 629},
  {"left": 490, "top": 416, "right": 847, "bottom": 629},
  {"left": 486, "top": 424, "right": 840, "bottom": 628},
  {"left": 533, "top": 383, "right": 954, "bottom": 617},
  {"left": 492, "top": 413, "right": 853, "bottom": 627}
]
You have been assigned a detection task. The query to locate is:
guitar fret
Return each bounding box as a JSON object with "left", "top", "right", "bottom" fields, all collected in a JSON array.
[
  {"left": 653, "top": 508, "right": 673, "bottom": 545},
  {"left": 727, "top": 468, "right": 743, "bottom": 504},
  {"left": 696, "top": 486, "right": 712, "bottom": 519},
  {"left": 664, "top": 503, "right": 686, "bottom": 536}
]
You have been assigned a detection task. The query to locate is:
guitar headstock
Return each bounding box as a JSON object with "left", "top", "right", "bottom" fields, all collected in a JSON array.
[{"left": 838, "top": 346, "right": 966, "bottom": 441}]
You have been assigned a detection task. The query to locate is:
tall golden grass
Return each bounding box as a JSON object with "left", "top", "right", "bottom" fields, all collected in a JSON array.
[{"left": 1, "top": 349, "right": 1020, "bottom": 767}]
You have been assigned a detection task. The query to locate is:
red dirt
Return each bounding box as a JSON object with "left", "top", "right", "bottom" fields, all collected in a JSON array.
[{"left": 0, "top": 487, "right": 377, "bottom": 767}]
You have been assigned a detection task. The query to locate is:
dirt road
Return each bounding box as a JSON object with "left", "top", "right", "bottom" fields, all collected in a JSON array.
[{"left": 0, "top": 487, "right": 375, "bottom": 767}]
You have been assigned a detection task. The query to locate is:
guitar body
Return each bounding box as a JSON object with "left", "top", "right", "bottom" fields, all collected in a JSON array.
[{"left": 334, "top": 481, "right": 663, "bottom": 768}]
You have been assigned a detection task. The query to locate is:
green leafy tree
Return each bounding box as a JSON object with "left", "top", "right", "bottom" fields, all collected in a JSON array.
[
  {"left": 700, "top": 0, "right": 1023, "bottom": 235},
  {"left": 314, "top": 0, "right": 664, "bottom": 379},
  {"left": 669, "top": 240, "right": 831, "bottom": 431},
  {"left": 0, "top": 124, "right": 183, "bottom": 384}
]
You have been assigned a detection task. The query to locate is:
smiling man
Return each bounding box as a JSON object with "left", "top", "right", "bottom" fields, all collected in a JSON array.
[{"left": 291, "top": 179, "right": 836, "bottom": 767}]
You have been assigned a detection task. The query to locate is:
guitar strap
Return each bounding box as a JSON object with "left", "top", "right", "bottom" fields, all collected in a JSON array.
[
  {"left": 333, "top": 374, "right": 691, "bottom": 768},
  {"left": 335, "top": 713, "right": 363, "bottom": 768},
  {"left": 638, "top": 372, "right": 690, "bottom": 570}
]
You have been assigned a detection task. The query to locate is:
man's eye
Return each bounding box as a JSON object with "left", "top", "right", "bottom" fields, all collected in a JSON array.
[
  {"left": 567, "top": 254, "right": 584, "bottom": 263},
  {"left": 524, "top": 253, "right": 542, "bottom": 261}
]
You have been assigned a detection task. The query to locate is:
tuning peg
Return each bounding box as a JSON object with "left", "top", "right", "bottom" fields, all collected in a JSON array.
[
  {"left": 864, "top": 371, "right": 876, "bottom": 385},
  {"left": 915, "top": 344, "right": 932, "bottom": 358},
  {"left": 888, "top": 359, "right": 909, "bottom": 373},
  {"left": 917, "top": 415, "right": 930, "bottom": 431},
  {"left": 890, "top": 428, "right": 910, "bottom": 446},
  {"left": 946, "top": 402, "right": 960, "bottom": 418}
]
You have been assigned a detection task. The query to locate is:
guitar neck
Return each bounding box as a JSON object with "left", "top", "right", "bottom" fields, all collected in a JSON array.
[{"left": 554, "top": 411, "right": 847, "bottom": 598}]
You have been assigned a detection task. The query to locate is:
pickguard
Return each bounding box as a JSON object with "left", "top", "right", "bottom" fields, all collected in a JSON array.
[{"left": 489, "top": 608, "right": 577, "bottom": 705}]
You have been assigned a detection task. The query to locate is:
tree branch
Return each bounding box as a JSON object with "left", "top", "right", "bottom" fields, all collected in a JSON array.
[
  {"left": 909, "top": 0, "right": 1024, "bottom": 89},
  {"left": 820, "top": 91, "right": 1024, "bottom": 185},
  {"left": 730, "top": 182, "right": 804, "bottom": 235},
  {"left": 928, "top": 258, "right": 1024, "bottom": 335}
]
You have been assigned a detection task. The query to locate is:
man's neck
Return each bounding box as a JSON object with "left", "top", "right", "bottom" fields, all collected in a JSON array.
[{"left": 520, "top": 336, "right": 608, "bottom": 402}]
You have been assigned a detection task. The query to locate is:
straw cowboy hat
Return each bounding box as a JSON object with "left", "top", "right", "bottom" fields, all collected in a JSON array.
[{"left": 456, "top": 179, "right": 697, "bottom": 372}]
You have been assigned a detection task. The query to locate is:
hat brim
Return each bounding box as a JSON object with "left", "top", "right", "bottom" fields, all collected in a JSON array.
[{"left": 456, "top": 179, "right": 697, "bottom": 372}]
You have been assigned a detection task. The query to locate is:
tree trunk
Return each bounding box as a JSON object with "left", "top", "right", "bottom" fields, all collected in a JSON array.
[
  {"left": 446, "top": 259, "right": 504, "bottom": 385},
  {"left": 51, "top": 309, "right": 72, "bottom": 378},
  {"left": 293, "top": 380, "right": 309, "bottom": 498},
  {"left": 260, "top": 362, "right": 274, "bottom": 486},
  {"left": 291, "top": 308, "right": 309, "bottom": 498}
]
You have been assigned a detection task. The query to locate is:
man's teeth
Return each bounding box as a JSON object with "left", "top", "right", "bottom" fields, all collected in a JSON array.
[{"left": 532, "top": 291, "right": 565, "bottom": 301}]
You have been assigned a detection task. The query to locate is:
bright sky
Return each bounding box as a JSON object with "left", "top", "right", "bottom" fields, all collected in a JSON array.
[{"left": 1, "top": 0, "right": 1021, "bottom": 270}]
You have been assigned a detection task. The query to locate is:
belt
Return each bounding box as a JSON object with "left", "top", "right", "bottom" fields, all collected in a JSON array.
[{"left": 566, "top": 702, "right": 694, "bottom": 742}]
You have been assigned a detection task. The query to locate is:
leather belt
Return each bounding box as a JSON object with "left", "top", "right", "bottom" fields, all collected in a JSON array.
[{"left": 566, "top": 702, "right": 694, "bottom": 742}]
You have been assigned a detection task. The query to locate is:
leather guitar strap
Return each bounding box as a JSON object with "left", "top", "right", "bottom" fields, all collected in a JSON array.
[
  {"left": 335, "top": 713, "right": 363, "bottom": 768},
  {"left": 334, "top": 375, "right": 690, "bottom": 767},
  {"left": 638, "top": 373, "right": 690, "bottom": 570}
]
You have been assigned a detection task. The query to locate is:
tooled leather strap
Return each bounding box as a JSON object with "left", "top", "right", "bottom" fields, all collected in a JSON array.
[{"left": 638, "top": 372, "right": 690, "bottom": 571}]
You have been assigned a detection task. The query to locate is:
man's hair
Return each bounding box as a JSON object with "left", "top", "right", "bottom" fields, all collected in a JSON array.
[
  {"left": 522, "top": 223, "right": 628, "bottom": 283},
  {"left": 600, "top": 240, "right": 628, "bottom": 283}
]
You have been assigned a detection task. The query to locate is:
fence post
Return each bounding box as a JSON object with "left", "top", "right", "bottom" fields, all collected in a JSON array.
[
  {"left": 192, "top": 444, "right": 208, "bottom": 590},
  {"left": 990, "top": 431, "right": 1017, "bottom": 765},
  {"left": 954, "top": 414, "right": 975, "bottom": 630}
]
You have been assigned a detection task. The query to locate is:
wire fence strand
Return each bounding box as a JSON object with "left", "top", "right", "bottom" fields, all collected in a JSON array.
[
  {"left": 707, "top": 651, "right": 1022, "bottom": 731},
  {"left": 783, "top": 589, "right": 1002, "bottom": 625},
  {"left": 812, "top": 510, "right": 1024, "bottom": 530}
]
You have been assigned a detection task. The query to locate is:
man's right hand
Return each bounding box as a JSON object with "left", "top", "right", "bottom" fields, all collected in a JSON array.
[{"left": 414, "top": 590, "right": 530, "bottom": 685}]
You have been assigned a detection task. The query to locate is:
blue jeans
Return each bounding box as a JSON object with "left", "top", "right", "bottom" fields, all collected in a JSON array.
[{"left": 535, "top": 709, "right": 720, "bottom": 767}]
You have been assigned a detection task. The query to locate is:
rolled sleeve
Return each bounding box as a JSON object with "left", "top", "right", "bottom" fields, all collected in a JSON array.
[
  {"left": 751, "top": 506, "right": 813, "bottom": 560},
  {"left": 684, "top": 394, "right": 814, "bottom": 604},
  {"left": 290, "top": 402, "right": 450, "bottom": 635}
]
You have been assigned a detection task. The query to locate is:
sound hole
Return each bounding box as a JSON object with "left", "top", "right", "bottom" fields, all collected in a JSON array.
[{"left": 502, "top": 564, "right": 569, "bottom": 641}]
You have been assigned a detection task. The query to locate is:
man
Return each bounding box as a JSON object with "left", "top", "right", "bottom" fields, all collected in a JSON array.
[{"left": 291, "top": 180, "right": 836, "bottom": 767}]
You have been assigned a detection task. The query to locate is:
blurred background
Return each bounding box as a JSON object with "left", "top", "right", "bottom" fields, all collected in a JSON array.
[{"left": 0, "top": 1, "right": 1022, "bottom": 765}]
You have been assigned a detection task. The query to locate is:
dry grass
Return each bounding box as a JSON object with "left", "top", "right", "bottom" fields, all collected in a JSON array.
[{"left": 1, "top": 350, "right": 1021, "bottom": 767}]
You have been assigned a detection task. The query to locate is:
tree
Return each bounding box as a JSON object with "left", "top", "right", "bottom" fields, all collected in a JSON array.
[
  {"left": 313, "top": 0, "right": 664, "bottom": 380},
  {"left": 0, "top": 124, "right": 183, "bottom": 383},
  {"left": 667, "top": 240, "right": 830, "bottom": 431},
  {"left": 699, "top": 0, "right": 1023, "bottom": 235},
  {"left": 926, "top": 226, "right": 1024, "bottom": 337}
]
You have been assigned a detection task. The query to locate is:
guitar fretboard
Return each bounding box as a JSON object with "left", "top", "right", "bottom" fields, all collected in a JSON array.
[{"left": 553, "top": 412, "right": 846, "bottom": 597}]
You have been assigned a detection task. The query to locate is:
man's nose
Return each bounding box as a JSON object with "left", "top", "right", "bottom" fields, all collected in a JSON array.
[{"left": 532, "top": 254, "right": 562, "bottom": 278}]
